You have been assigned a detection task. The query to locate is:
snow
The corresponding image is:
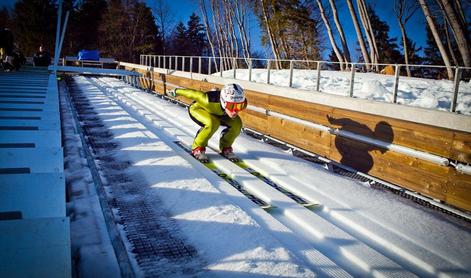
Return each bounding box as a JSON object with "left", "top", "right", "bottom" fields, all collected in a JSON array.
[
  {"left": 62, "top": 74, "right": 471, "bottom": 277},
  {"left": 224, "top": 69, "right": 471, "bottom": 114}
]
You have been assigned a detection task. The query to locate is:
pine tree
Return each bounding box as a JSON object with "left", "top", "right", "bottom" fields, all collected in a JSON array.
[
  {"left": 0, "top": 7, "right": 11, "bottom": 29},
  {"left": 367, "top": 4, "right": 402, "bottom": 64},
  {"left": 99, "top": 0, "right": 161, "bottom": 62},
  {"left": 172, "top": 21, "right": 188, "bottom": 55},
  {"left": 186, "top": 13, "right": 207, "bottom": 56},
  {"left": 72, "top": 0, "right": 107, "bottom": 52},
  {"left": 11, "top": 0, "right": 57, "bottom": 56}
]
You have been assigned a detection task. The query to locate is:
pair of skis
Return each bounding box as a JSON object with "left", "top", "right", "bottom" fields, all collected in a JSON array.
[{"left": 174, "top": 141, "right": 319, "bottom": 211}]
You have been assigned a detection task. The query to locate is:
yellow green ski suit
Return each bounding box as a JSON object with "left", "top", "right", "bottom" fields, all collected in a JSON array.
[{"left": 175, "top": 88, "right": 244, "bottom": 150}]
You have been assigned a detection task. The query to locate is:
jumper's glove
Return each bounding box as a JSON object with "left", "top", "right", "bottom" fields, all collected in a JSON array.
[{"left": 165, "top": 88, "right": 178, "bottom": 98}]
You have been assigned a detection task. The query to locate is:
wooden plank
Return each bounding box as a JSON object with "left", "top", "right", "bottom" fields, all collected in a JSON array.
[
  {"left": 451, "top": 131, "right": 471, "bottom": 163},
  {"left": 240, "top": 110, "right": 269, "bottom": 134},
  {"left": 268, "top": 116, "right": 331, "bottom": 157},
  {"left": 446, "top": 168, "right": 471, "bottom": 211},
  {"left": 268, "top": 94, "right": 334, "bottom": 125}
]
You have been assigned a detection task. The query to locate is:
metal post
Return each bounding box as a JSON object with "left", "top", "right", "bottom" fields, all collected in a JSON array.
[
  {"left": 233, "top": 57, "right": 237, "bottom": 79},
  {"left": 451, "top": 67, "right": 462, "bottom": 112},
  {"left": 220, "top": 58, "right": 223, "bottom": 77},
  {"left": 190, "top": 57, "right": 193, "bottom": 74},
  {"left": 349, "top": 63, "right": 356, "bottom": 97},
  {"left": 248, "top": 59, "right": 252, "bottom": 82},
  {"left": 316, "top": 61, "right": 321, "bottom": 91},
  {"left": 53, "top": 0, "right": 63, "bottom": 74},
  {"left": 392, "top": 64, "right": 401, "bottom": 103},
  {"left": 182, "top": 56, "right": 185, "bottom": 71},
  {"left": 208, "top": 57, "right": 212, "bottom": 74},
  {"left": 169, "top": 56, "right": 172, "bottom": 70},
  {"left": 267, "top": 59, "right": 271, "bottom": 84},
  {"left": 175, "top": 56, "right": 178, "bottom": 70},
  {"left": 153, "top": 56, "right": 156, "bottom": 67},
  {"left": 289, "top": 60, "right": 294, "bottom": 87},
  {"left": 158, "top": 56, "right": 161, "bottom": 68},
  {"left": 198, "top": 57, "right": 202, "bottom": 74}
]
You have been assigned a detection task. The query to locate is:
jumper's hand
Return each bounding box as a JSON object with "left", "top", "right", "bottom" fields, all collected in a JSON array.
[{"left": 165, "top": 88, "right": 178, "bottom": 98}]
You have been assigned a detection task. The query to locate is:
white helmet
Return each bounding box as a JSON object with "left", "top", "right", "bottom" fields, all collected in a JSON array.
[{"left": 220, "top": 83, "right": 245, "bottom": 109}]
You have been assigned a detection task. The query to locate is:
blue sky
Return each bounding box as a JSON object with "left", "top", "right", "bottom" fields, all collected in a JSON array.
[{"left": 2, "top": 0, "right": 429, "bottom": 60}]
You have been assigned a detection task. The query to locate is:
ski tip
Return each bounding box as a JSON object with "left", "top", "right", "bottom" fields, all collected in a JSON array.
[{"left": 261, "top": 205, "right": 275, "bottom": 211}]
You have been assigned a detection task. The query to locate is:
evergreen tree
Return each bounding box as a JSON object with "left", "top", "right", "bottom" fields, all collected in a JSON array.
[
  {"left": 367, "top": 4, "right": 402, "bottom": 64},
  {"left": 423, "top": 23, "right": 444, "bottom": 65},
  {"left": 171, "top": 21, "right": 188, "bottom": 55},
  {"left": 0, "top": 7, "right": 11, "bottom": 29},
  {"left": 186, "top": 13, "right": 207, "bottom": 56},
  {"left": 11, "top": 0, "right": 57, "bottom": 56},
  {"left": 71, "top": 0, "right": 107, "bottom": 52},
  {"left": 99, "top": 0, "right": 161, "bottom": 62}
]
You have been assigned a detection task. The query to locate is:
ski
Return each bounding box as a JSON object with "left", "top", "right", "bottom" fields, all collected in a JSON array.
[
  {"left": 231, "top": 158, "right": 319, "bottom": 209},
  {"left": 174, "top": 141, "right": 273, "bottom": 210}
]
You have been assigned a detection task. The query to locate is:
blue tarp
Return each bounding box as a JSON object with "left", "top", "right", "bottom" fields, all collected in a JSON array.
[{"left": 77, "top": 50, "right": 100, "bottom": 61}]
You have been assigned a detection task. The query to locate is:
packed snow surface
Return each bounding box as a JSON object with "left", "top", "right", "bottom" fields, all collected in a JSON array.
[{"left": 65, "top": 75, "right": 471, "bottom": 277}]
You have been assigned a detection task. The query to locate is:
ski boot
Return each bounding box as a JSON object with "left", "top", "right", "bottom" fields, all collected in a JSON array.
[
  {"left": 221, "top": 147, "right": 240, "bottom": 162},
  {"left": 192, "top": 146, "right": 209, "bottom": 163}
]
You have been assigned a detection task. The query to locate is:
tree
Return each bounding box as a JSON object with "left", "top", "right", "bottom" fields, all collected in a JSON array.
[
  {"left": 253, "top": 0, "right": 321, "bottom": 66},
  {"left": 11, "top": 0, "right": 57, "bottom": 56},
  {"left": 367, "top": 5, "right": 402, "bottom": 64},
  {"left": 0, "top": 7, "right": 11, "bottom": 29},
  {"left": 316, "top": 0, "right": 345, "bottom": 70},
  {"left": 345, "top": 0, "right": 370, "bottom": 68},
  {"left": 171, "top": 21, "right": 188, "bottom": 55},
  {"left": 328, "top": 0, "right": 350, "bottom": 64},
  {"left": 71, "top": 0, "right": 107, "bottom": 52},
  {"left": 357, "top": 0, "right": 378, "bottom": 69},
  {"left": 418, "top": 0, "right": 454, "bottom": 79},
  {"left": 394, "top": 0, "right": 419, "bottom": 76},
  {"left": 438, "top": 0, "right": 470, "bottom": 67},
  {"left": 99, "top": 0, "right": 161, "bottom": 63},
  {"left": 152, "top": 0, "right": 171, "bottom": 54},
  {"left": 186, "top": 13, "right": 207, "bottom": 56}
]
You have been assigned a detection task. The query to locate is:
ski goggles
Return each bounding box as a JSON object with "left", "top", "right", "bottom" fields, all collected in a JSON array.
[{"left": 224, "top": 101, "right": 246, "bottom": 112}]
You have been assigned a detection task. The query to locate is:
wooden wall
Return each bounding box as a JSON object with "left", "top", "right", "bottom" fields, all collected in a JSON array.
[{"left": 120, "top": 64, "right": 471, "bottom": 212}]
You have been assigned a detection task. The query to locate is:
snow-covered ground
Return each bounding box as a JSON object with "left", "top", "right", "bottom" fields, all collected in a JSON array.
[
  {"left": 63, "top": 75, "right": 471, "bottom": 277},
  {"left": 222, "top": 69, "right": 471, "bottom": 115}
]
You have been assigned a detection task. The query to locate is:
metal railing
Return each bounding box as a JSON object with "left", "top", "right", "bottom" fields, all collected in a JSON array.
[{"left": 139, "top": 54, "right": 471, "bottom": 114}]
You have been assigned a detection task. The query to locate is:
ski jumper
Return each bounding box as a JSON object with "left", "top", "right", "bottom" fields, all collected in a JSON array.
[{"left": 175, "top": 88, "right": 246, "bottom": 151}]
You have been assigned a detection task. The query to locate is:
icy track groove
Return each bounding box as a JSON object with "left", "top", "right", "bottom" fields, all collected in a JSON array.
[{"left": 78, "top": 76, "right": 471, "bottom": 277}]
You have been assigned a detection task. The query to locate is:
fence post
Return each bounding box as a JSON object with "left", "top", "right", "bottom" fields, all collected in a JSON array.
[
  {"left": 289, "top": 60, "right": 294, "bottom": 88},
  {"left": 198, "top": 57, "right": 202, "bottom": 74},
  {"left": 208, "top": 57, "right": 212, "bottom": 74},
  {"left": 233, "top": 57, "right": 237, "bottom": 79},
  {"left": 175, "top": 56, "right": 178, "bottom": 70},
  {"left": 248, "top": 59, "right": 252, "bottom": 82},
  {"left": 267, "top": 59, "right": 271, "bottom": 84},
  {"left": 349, "top": 63, "right": 356, "bottom": 97},
  {"left": 392, "top": 64, "right": 401, "bottom": 103},
  {"left": 316, "top": 61, "right": 322, "bottom": 91},
  {"left": 190, "top": 57, "right": 193, "bottom": 74},
  {"left": 163, "top": 56, "right": 166, "bottom": 69},
  {"left": 158, "top": 56, "right": 161, "bottom": 68},
  {"left": 451, "top": 67, "right": 462, "bottom": 112},
  {"left": 153, "top": 56, "right": 156, "bottom": 67},
  {"left": 220, "top": 58, "right": 224, "bottom": 77}
]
